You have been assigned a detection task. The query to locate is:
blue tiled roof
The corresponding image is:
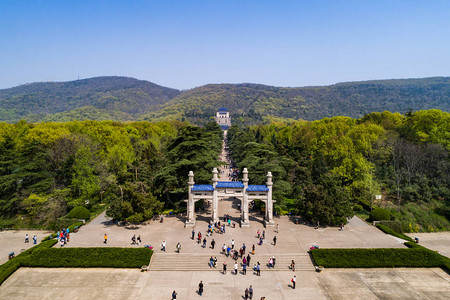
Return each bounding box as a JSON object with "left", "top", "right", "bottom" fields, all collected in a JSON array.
[
  {"left": 216, "top": 181, "right": 244, "bottom": 188},
  {"left": 192, "top": 184, "right": 214, "bottom": 191},
  {"left": 247, "top": 185, "right": 269, "bottom": 192},
  {"left": 218, "top": 107, "right": 228, "bottom": 112},
  {"left": 220, "top": 125, "right": 229, "bottom": 130}
]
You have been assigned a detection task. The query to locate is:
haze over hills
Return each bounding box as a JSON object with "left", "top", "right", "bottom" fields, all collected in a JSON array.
[{"left": 0, "top": 76, "right": 448, "bottom": 124}]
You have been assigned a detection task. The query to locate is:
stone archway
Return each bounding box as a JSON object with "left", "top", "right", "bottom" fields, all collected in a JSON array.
[{"left": 185, "top": 168, "right": 275, "bottom": 228}]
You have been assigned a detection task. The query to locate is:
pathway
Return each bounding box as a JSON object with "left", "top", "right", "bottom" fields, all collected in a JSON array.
[{"left": 218, "top": 129, "right": 230, "bottom": 181}]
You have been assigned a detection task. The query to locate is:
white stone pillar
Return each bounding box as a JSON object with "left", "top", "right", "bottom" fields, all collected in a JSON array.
[
  {"left": 185, "top": 171, "right": 195, "bottom": 227},
  {"left": 212, "top": 168, "right": 219, "bottom": 223},
  {"left": 265, "top": 171, "right": 275, "bottom": 227},
  {"left": 241, "top": 168, "right": 250, "bottom": 227}
]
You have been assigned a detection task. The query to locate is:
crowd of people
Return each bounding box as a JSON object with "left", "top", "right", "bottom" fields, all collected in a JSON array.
[
  {"left": 56, "top": 228, "right": 71, "bottom": 247},
  {"left": 177, "top": 219, "right": 296, "bottom": 298},
  {"left": 170, "top": 136, "right": 297, "bottom": 298},
  {"left": 26, "top": 227, "right": 72, "bottom": 247},
  {"left": 228, "top": 168, "right": 240, "bottom": 181}
]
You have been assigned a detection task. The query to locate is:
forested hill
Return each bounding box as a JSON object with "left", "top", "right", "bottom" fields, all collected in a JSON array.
[
  {"left": 0, "top": 76, "right": 448, "bottom": 123},
  {"left": 0, "top": 76, "right": 181, "bottom": 122},
  {"left": 146, "top": 77, "right": 450, "bottom": 124}
]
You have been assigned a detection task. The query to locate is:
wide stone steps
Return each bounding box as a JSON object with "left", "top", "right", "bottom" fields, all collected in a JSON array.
[{"left": 149, "top": 253, "right": 315, "bottom": 271}]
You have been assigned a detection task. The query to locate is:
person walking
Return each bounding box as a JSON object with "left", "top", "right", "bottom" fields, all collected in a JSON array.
[
  {"left": 104, "top": 233, "right": 107, "bottom": 244},
  {"left": 161, "top": 240, "right": 166, "bottom": 251},
  {"left": 244, "top": 288, "right": 249, "bottom": 300},
  {"left": 291, "top": 275, "right": 296, "bottom": 289},
  {"left": 256, "top": 263, "right": 260, "bottom": 276},
  {"left": 223, "top": 261, "right": 227, "bottom": 274},
  {"left": 249, "top": 285, "right": 253, "bottom": 299},
  {"left": 243, "top": 262, "right": 247, "bottom": 275},
  {"left": 290, "top": 260, "right": 295, "bottom": 271},
  {"left": 234, "top": 262, "right": 238, "bottom": 275},
  {"left": 222, "top": 244, "right": 226, "bottom": 254},
  {"left": 202, "top": 237, "right": 207, "bottom": 248},
  {"left": 211, "top": 239, "right": 215, "bottom": 249},
  {"left": 276, "top": 223, "right": 279, "bottom": 233},
  {"left": 176, "top": 242, "right": 181, "bottom": 253},
  {"left": 262, "top": 230, "right": 265, "bottom": 239},
  {"left": 272, "top": 256, "right": 276, "bottom": 268},
  {"left": 33, "top": 235, "right": 37, "bottom": 244},
  {"left": 137, "top": 235, "right": 141, "bottom": 245},
  {"left": 25, "top": 234, "right": 29, "bottom": 243},
  {"left": 231, "top": 239, "right": 235, "bottom": 249},
  {"left": 192, "top": 229, "right": 195, "bottom": 240},
  {"left": 247, "top": 253, "right": 251, "bottom": 265},
  {"left": 198, "top": 281, "right": 204, "bottom": 296},
  {"left": 273, "top": 236, "right": 277, "bottom": 246},
  {"left": 172, "top": 290, "right": 177, "bottom": 299}
]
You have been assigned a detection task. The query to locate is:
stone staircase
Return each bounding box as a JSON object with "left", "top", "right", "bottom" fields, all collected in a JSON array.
[{"left": 149, "top": 252, "right": 315, "bottom": 271}]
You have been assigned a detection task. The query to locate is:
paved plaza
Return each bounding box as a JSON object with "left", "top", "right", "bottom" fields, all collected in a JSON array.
[
  {"left": 1, "top": 135, "right": 448, "bottom": 299},
  {"left": 406, "top": 232, "right": 450, "bottom": 259},
  {"left": 0, "top": 230, "right": 52, "bottom": 265},
  {"left": 60, "top": 208, "right": 406, "bottom": 253},
  {"left": 1, "top": 208, "right": 449, "bottom": 299},
  {"left": 1, "top": 267, "right": 449, "bottom": 299}
]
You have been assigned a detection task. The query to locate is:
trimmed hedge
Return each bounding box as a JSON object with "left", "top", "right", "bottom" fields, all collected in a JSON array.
[
  {"left": 67, "top": 206, "right": 90, "bottom": 220},
  {"left": 68, "top": 221, "right": 84, "bottom": 233},
  {"left": 1, "top": 242, "right": 152, "bottom": 286},
  {"left": 310, "top": 247, "right": 449, "bottom": 272},
  {"left": 0, "top": 239, "right": 57, "bottom": 285},
  {"left": 375, "top": 224, "right": 414, "bottom": 242},
  {"left": 23, "top": 247, "right": 152, "bottom": 268},
  {"left": 370, "top": 208, "right": 391, "bottom": 221},
  {"left": 0, "top": 260, "right": 21, "bottom": 286}
]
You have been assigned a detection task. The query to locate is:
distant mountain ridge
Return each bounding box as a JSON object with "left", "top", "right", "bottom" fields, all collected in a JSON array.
[
  {"left": 0, "top": 76, "right": 180, "bottom": 122},
  {"left": 0, "top": 76, "right": 448, "bottom": 123}
]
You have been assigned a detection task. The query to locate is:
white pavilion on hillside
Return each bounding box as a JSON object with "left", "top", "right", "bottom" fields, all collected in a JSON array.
[{"left": 215, "top": 107, "right": 231, "bottom": 130}]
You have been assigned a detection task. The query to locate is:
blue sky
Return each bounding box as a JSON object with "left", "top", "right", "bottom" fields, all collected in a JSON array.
[{"left": 0, "top": 0, "right": 449, "bottom": 90}]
